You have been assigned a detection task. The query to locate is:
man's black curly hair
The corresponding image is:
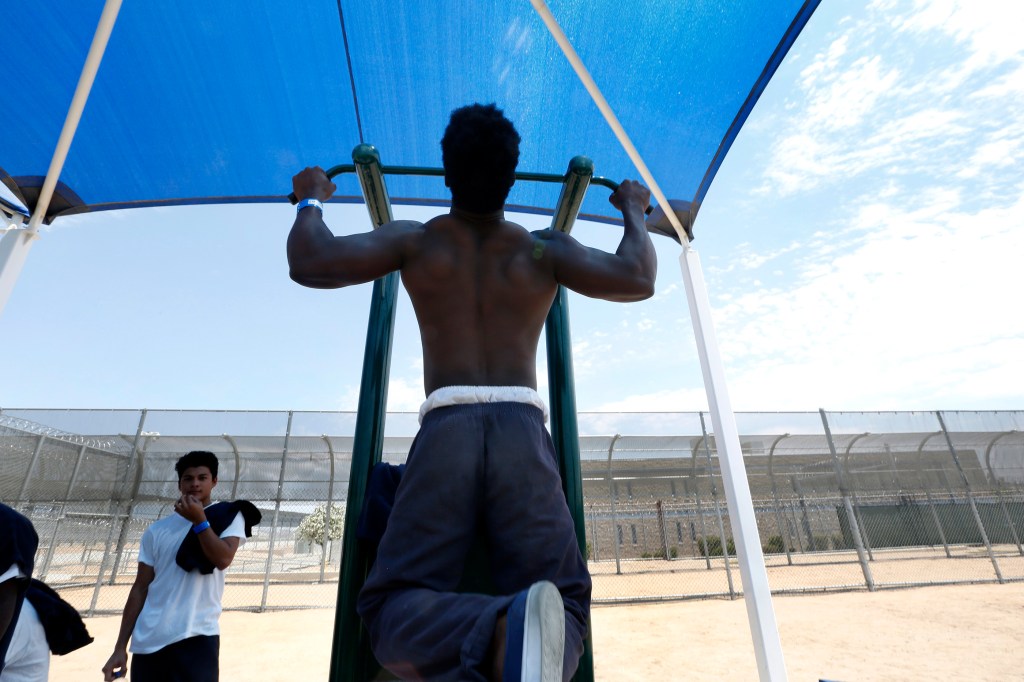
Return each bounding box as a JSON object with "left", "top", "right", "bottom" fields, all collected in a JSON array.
[
  {"left": 441, "top": 103, "right": 521, "bottom": 213},
  {"left": 175, "top": 450, "right": 219, "bottom": 480}
]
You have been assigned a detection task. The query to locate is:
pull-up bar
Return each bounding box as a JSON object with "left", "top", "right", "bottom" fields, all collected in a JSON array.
[
  {"left": 286, "top": 144, "right": 691, "bottom": 241},
  {"left": 288, "top": 155, "right": 623, "bottom": 203}
]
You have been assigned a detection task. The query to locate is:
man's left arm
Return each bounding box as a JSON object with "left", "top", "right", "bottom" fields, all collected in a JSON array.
[
  {"left": 177, "top": 497, "right": 241, "bottom": 571},
  {"left": 195, "top": 528, "right": 240, "bottom": 571}
]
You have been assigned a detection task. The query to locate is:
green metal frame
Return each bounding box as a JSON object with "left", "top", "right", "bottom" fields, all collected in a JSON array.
[
  {"left": 329, "top": 145, "right": 400, "bottom": 681},
  {"left": 329, "top": 148, "right": 598, "bottom": 682}
]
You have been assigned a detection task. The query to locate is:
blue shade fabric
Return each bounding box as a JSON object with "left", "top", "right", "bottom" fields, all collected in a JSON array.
[{"left": 1, "top": 1, "right": 819, "bottom": 226}]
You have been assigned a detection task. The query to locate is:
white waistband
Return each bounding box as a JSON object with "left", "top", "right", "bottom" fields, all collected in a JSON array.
[{"left": 419, "top": 386, "right": 549, "bottom": 424}]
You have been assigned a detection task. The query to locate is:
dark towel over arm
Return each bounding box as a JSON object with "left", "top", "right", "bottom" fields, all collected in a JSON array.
[
  {"left": 175, "top": 500, "right": 262, "bottom": 575},
  {"left": 25, "top": 579, "right": 93, "bottom": 655}
]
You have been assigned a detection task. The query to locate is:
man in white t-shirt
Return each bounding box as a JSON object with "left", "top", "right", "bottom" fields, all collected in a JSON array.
[{"left": 101, "top": 451, "right": 248, "bottom": 682}]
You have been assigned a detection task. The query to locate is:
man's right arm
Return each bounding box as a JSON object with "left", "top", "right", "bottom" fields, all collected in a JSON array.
[
  {"left": 538, "top": 179, "right": 657, "bottom": 302},
  {"left": 286, "top": 166, "right": 418, "bottom": 289},
  {"left": 102, "top": 563, "right": 154, "bottom": 681}
]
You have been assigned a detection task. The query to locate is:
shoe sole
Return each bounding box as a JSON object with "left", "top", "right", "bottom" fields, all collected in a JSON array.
[{"left": 522, "top": 581, "right": 564, "bottom": 682}]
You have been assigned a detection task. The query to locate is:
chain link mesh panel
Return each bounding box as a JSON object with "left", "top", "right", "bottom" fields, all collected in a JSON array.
[{"left": 2, "top": 408, "right": 1021, "bottom": 614}]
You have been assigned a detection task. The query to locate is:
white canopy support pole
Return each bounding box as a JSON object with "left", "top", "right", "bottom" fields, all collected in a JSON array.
[
  {"left": 0, "top": 214, "right": 36, "bottom": 318},
  {"left": 679, "top": 248, "right": 787, "bottom": 680},
  {"left": 0, "top": 0, "right": 122, "bottom": 318},
  {"left": 529, "top": 1, "right": 787, "bottom": 679}
]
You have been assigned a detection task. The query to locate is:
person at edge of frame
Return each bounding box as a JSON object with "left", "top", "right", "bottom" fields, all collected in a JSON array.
[{"left": 1, "top": 503, "right": 94, "bottom": 682}]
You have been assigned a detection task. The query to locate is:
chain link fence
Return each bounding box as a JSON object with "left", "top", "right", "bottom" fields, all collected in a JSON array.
[{"left": 2, "top": 408, "right": 1021, "bottom": 614}]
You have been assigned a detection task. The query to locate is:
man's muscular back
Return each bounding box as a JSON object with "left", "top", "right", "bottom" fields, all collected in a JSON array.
[
  {"left": 400, "top": 212, "right": 558, "bottom": 394},
  {"left": 287, "top": 165, "right": 655, "bottom": 400}
]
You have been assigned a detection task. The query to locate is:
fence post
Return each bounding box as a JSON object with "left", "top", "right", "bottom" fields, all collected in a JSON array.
[
  {"left": 935, "top": 411, "right": 1003, "bottom": 583},
  {"left": 787, "top": 500, "right": 805, "bottom": 553},
  {"left": 17, "top": 433, "right": 46, "bottom": 503},
  {"left": 222, "top": 433, "right": 242, "bottom": 500},
  {"left": 88, "top": 507, "right": 122, "bottom": 616},
  {"left": 656, "top": 500, "right": 670, "bottom": 559},
  {"left": 700, "top": 412, "right": 735, "bottom": 599},
  {"left": 767, "top": 434, "right": 793, "bottom": 566},
  {"left": 110, "top": 432, "right": 153, "bottom": 584},
  {"left": 39, "top": 442, "right": 88, "bottom": 581},
  {"left": 691, "top": 439, "right": 713, "bottom": 569},
  {"left": 109, "top": 455, "right": 146, "bottom": 584},
  {"left": 843, "top": 433, "right": 874, "bottom": 561},
  {"left": 916, "top": 432, "right": 952, "bottom": 557},
  {"left": 984, "top": 432, "right": 1023, "bottom": 556},
  {"left": 261, "top": 411, "right": 294, "bottom": 611},
  {"left": 589, "top": 503, "right": 599, "bottom": 561},
  {"left": 819, "top": 409, "right": 874, "bottom": 591},
  {"left": 87, "top": 409, "right": 147, "bottom": 613},
  {"left": 606, "top": 434, "right": 622, "bottom": 575},
  {"left": 112, "top": 417, "right": 153, "bottom": 581},
  {"left": 320, "top": 435, "right": 338, "bottom": 583},
  {"left": 789, "top": 475, "right": 814, "bottom": 552}
]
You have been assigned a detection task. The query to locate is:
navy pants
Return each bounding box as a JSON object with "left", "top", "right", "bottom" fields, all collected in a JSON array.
[
  {"left": 131, "top": 635, "right": 219, "bottom": 682},
  {"left": 357, "top": 402, "right": 591, "bottom": 681}
]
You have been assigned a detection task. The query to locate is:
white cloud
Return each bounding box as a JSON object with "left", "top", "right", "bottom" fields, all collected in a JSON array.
[
  {"left": 896, "top": 0, "right": 1024, "bottom": 67},
  {"left": 957, "top": 128, "right": 1024, "bottom": 179},
  {"left": 709, "top": 190, "right": 1024, "bottom": 410},
  {"left": 804, "top": 56, "right": 901, "bottom": 131},
  {"left": 799, "top": 35, "right": 850, "bottom": 89},
  {"left": 970, "top": 62, "right": 1024, "bottom": 100},
  {"left": 385, "top": 376, "right": 427, "bottom": 412},
  {"left": 335, "top": 375, "right": 425, "bottom": 412},
  {"left": 760, "top": 0, "right": 1022, "bottom": 199}
]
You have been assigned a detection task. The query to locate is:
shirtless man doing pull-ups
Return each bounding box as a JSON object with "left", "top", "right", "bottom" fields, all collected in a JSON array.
[{"left": 288, "top": 103, "right": 656, "bottom": 682}]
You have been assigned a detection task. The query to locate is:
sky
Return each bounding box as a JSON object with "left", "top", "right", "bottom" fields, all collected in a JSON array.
[{"left": 1, "top": 0, "right": 1022, "bottom": 416}]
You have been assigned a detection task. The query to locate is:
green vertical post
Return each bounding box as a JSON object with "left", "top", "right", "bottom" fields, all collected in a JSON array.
[
  {"left": 545, "top": 155, "right": 595, "bottom": 682},
  {"left": 329, "top": 271, "right": 398, "bottom": 681},
  {"left": 546, "top": 287, "right": 594, "bottom": 682},
  {"left": 329, "top": 144, "right": 399, "bottom": 682}
]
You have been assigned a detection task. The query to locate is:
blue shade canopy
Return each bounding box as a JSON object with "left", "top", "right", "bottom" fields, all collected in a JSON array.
[{"left": 1, "top": 1, "right": 819, "bottom": 227}]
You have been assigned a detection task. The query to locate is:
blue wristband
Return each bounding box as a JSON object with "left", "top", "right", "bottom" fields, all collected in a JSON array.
[
  {"left": 296, "top": 198, "right": 324, "bottom": 214},
  {"left": 193, "top": 520, "right": 211, "bottom": 534}
]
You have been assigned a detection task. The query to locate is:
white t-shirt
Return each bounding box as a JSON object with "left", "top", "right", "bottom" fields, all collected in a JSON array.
[
  {"left": 0, "top": 600, "right": 49, "bottom": 682},
  {"left": 130, "top": 506, "right": 246, "bottom": 654},
  {"left": 0, "top": 564, "right": 24, "bottom": 584},
  {"left": 1, "top": 563, "right": 48, "bottom": 682}
]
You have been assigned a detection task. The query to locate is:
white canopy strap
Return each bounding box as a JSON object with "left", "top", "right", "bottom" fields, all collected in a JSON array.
[
  {"left": 528, "top": 1, "right": 788, "bottom": 680},
  {"left": 528, "top": 0, "right": 689, "bottom": 246},
  {"left": 0, "top": 0, "right": 123, "bottom": 318}
]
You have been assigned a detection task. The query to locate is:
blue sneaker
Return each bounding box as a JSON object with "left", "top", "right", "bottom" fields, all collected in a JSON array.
[{"left": 504, "top": 581, "right": 564, "bottom": 682}]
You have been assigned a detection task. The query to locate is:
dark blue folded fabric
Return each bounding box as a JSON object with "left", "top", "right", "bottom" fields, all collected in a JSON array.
[
  {"left": 174, "top": 500, "right": 262, "bottom": 574},
  {"left": 356, "top": 462, "right": 406, "bottom": 544},
  {"left": 25, "top": 579, "right": 93, "bottom": 655}
]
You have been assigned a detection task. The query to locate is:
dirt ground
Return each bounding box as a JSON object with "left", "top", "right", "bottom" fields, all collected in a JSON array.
[{"left": 49, "top": 581, "right": 1023, "bottom": 681}]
